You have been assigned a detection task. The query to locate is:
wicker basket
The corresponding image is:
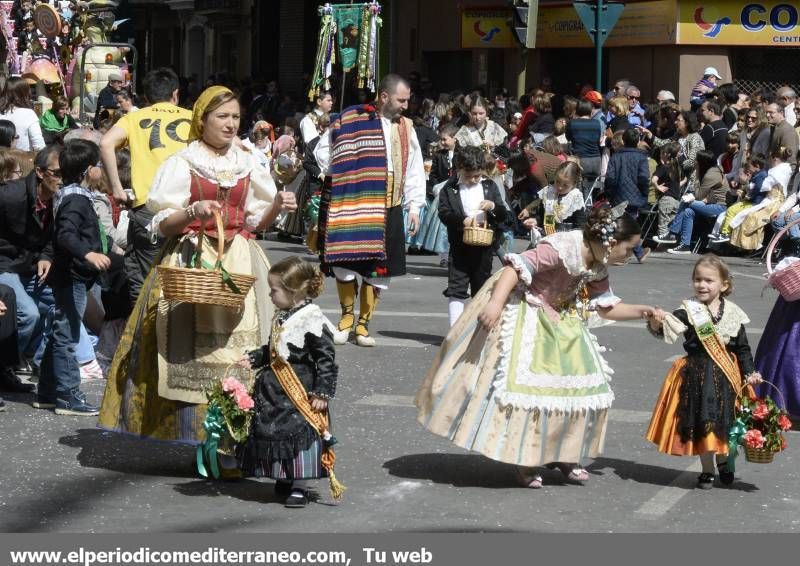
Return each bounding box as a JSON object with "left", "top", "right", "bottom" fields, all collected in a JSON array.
[
  {"left": 744, "top": 445, "right": 774, "bottom": 464},
  {"left": 765, "top": 217, "right": 800, "bottom": 301},
  {"left": 158, "top": 210, "right": 256, "bottom": 308},
  {"left": 463, "top": 217, "right": 493, "bottom": 247}
]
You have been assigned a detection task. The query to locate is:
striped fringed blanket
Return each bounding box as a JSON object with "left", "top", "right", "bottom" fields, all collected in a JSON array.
[{"left": 324, "top": 104, "right": 388, "bottom": 264}]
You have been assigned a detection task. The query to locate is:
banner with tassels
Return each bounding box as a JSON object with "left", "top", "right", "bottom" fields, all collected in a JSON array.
[{"left": 308, "top": 1, "right": 382, "bottom": 101}]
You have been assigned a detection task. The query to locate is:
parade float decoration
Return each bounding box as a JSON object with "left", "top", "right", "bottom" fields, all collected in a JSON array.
[
  {"left": 2, "top": 0, "right": 135, "bottom": 120},
  {"left": 308, "top": 1, "right": 382, "bottom": 102}
]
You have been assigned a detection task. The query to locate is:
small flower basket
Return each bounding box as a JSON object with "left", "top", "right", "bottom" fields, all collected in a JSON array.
[
  {"left": 463, "top": 217, "right": 493, "bottom": 247},
  {"left": 196, "top": 369, "right": 255, "bottom": 479},
  {"left": 736, "top": 381, "right": 791, "bottom": 465}
]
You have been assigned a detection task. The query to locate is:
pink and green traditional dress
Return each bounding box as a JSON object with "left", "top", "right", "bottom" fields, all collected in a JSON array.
[{"left": 416, "top": 230, "right": 620, "bottom": 466}]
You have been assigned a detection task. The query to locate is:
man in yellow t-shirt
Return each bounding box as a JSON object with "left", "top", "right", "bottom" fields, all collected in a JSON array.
[{"left": 100, "top": 68, "right": 192, "bottom": 305}]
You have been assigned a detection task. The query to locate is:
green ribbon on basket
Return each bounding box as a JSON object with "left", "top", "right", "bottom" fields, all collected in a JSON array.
[
  {"left": 727, "top": 417, "right": 748, "bottom": 473},
  {"left": 188, "top": 251, "right": 242, "bottom": 295},
  {"left": 196, "top": 403, "right": 225, "bottom": 479}
]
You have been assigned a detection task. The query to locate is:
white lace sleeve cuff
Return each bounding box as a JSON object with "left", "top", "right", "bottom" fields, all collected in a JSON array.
[
  {"left": 149, "top": 208, "right": 180, "bottom": 240},
  {"left": 589, "top": 290, "right": 621, "bottom": 309},
  {"left": 504, "top": 253, "right": 533, "bottom": 286}
]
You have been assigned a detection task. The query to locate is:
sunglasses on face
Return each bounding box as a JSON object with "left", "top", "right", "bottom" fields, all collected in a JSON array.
[{"left": 628, "top": 95, "right": 639, "bottom": 100}]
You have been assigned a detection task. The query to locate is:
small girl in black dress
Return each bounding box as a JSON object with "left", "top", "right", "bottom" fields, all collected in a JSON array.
[{"left": 238, "top": 257, "right": 340, "bottom": 507}]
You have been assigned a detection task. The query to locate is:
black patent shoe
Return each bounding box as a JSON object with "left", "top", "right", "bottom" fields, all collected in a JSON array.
[
  {"left": 284, "top": 490, "right": 307, "bottom": 508},
  {"left": 274, "top": 480, "right": 293, "bottom": 496},
  {"left": 697, "top": 472, "right": 714, "bottom": 489},
  {"left": 717, "top": 462, "right": 734, "bottom": 486}
]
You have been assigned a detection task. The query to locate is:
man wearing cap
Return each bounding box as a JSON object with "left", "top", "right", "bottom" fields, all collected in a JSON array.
[
  {"left": 690, "top": 67, "right": 722, "bottom": 110},
  {"left": 93, "top": 73, "right": 125, "bottom": 128},
  {"left": 656, "top": 90, "right": 676, "bottom": 104}
]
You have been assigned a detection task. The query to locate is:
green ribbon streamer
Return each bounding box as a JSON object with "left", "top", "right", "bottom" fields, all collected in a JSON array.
[
  {"left": 187, "top": 251, "right": 242, "bottom": 295},
  {"left": 196, "top": 403, "right": 225, "bottom": 479},
  {"left": 727, "top": 417, "right": 748, "bottom": 473},
  {"left": 305, "top": 195, "right": 320, "bottom": 223}
]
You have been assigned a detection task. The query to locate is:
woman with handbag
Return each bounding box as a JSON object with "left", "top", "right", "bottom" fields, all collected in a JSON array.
[
  {"left": 438, "top": 146, "right": 508, "bottom": 327},
  {"left": 98, "top": 87, "right": 297, "bottom": 459}
]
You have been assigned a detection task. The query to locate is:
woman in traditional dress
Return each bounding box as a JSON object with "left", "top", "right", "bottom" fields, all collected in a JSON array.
[
  {"left": 416, "top": 207, "right": 657, "bottom": 488},
  {"left": 98, "top": 86, "right": 296, "bottom": 451}
]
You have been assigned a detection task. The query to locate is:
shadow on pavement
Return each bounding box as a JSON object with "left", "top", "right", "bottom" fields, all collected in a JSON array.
[
  {"left": 59, "top": 428, "right": 197, "bottom": 478},
  {"left": 173, "top": 478, "right": 284, "bottom": 505},
  {"left": 378, "top": 330, "right": 443, "bottom": 346},
  {"left": 589, "top": 456, "right": 760, "bottom": 492}
]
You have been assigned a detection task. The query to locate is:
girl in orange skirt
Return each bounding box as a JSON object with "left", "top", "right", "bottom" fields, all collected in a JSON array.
[{"left": 646, "top": 254, "right": 762, "bottom": 489}]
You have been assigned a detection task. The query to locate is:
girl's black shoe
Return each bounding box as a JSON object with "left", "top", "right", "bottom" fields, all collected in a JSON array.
[
  {"left": 697, "top": 472, "right": 714, "bottom": 489},
  {"left": 284, "top": 489, "right": 307, "bottom": 508},
  {"left": 717, "top": 462, "right": 734, "bottom": 485},
  {"left": 274, "top": 480, "right": 293, "bottom": 496}
]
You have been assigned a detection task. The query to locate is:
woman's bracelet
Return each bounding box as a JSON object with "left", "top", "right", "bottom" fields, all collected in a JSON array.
[{"left": 185, "top": 203, "right": 196, "bottom": 220}]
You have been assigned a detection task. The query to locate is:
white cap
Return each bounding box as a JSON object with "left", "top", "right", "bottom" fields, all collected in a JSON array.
[{"left": 703, "top": 67, "right": 722, "bottom": 79}]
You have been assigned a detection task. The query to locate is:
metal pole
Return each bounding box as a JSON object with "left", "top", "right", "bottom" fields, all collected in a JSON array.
[
  {"left": 595, "top": 0, "right": 603, "bottom": 91},
  {"left": 517, "top": 48, "right": 528, "bottom": 98}
]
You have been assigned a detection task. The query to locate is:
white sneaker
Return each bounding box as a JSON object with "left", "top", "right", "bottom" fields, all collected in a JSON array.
[
  {"left": 79, "top": 359, "right": 105, "bottom": 382},
  {"left": 332, "top": 327, "right": 351, "bottom": 345}
]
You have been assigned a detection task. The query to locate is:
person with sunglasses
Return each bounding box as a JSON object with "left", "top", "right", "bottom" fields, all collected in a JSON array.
[{"left": 625, "top": 86, "right": 650, "bottom": 128}]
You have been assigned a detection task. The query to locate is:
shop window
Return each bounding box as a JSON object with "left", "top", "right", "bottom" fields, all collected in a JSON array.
[{"left": 731, "top": 48, "right": 800, "bottom": 95}]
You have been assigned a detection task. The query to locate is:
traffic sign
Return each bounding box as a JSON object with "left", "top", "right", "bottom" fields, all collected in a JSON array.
[{"left": 572, "top": 1, "right": 624, "bottom": 47}]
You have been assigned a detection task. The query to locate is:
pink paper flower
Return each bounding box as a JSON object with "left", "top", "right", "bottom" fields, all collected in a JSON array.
[
  {"left": 752, "top": 401, "right": 769, "bottom": 421},
  {"left": 778, "top": 414, "right": 793, "bottom": 432},
  {"left": 222, "top": 376, "right": 242, "bottom": 394},
  {"left": 234, "top": 390, "right": 254, "bottom": 411},
  {"left": 744, "top": 429, "right": 765, "bottom": 449}
]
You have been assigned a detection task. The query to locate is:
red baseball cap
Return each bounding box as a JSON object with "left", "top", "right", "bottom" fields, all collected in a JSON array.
[{"left": 583, "top": 90, "right": 603, "bottom": 105}]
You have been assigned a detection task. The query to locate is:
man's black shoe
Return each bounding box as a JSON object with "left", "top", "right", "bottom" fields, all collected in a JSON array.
[{"left": 0, "top": 367, "right": 35, "bottom": 393}]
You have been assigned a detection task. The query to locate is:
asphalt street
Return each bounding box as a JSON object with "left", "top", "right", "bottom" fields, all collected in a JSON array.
[{"left": 1, "top": 239, "right": 797, "bottom": 533}]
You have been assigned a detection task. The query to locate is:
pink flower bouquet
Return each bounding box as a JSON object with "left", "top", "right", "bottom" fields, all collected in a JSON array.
[
  {"left": 737, "top": 393, "right": 789, "bottom": 456},
  {"left": 206, "top": 375, "right": 255, "bottom": 444}
]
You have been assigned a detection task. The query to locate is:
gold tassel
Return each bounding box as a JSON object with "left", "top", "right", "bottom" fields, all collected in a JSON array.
[{"left": 328, "top": 469, "right": 346, "bottom": 500}]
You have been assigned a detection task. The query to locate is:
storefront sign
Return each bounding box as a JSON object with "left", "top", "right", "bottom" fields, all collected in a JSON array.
[
  {"left": 460, "top": 8, "right": 516, "bottom": 48},
  {"left": 678, "top": 1, "right": 800, "bottom": 45},
  {"left": 536, "top": 0, "right": 676, "bottom": 48}
]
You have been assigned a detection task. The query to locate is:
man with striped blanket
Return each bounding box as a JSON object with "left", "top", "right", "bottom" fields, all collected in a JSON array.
[{"left": 315, "top": 74, "right": 426, "bottom": 347}]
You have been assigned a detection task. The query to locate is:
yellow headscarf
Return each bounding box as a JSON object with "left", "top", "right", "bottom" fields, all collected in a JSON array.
[{"left": 189, "top": 85, "right": 236, "bottom": 142}]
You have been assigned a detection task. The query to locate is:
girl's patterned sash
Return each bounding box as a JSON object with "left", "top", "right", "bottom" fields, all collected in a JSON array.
[
  {"left": 269, "top": 319, "right": 345, "bottom": 499},
  {"left": 683, "top": 299, "right": 742, "bottom": 391}
]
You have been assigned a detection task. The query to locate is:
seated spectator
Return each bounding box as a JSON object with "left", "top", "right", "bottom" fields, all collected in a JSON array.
[
  {"left": 665, "top": 150, "right": 728, "bottom": 254},
  {"left": 761, "top": 145, "right": 793, "bottom": 196},
  {"left": 40, "top": 96, "right": 79, "bottom": 145},
  {"left": 711, "top": 155, "right": 768, "bottom": 242},
  {"left": 771, "top": 191, "right": 800, "bottom": 256},
  {"left": 729, "top": 184, "right": 785, "bottom": 251},
  {"left": 652, "top": 142, "right": 686, "bottom": 240}
]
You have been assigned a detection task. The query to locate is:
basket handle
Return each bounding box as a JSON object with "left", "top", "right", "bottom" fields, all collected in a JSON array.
[
  {"left": 737, "top": 378, "right": 787, "bottom": 411},
  {"left": 766, "top": 216, "right": 800, "bottom": 275},
  {"left": 469, "top": 215, "right": 488, "bottom": 229},
  {"left": 194, "top": 209, "right": 226, "bottom": 271}
]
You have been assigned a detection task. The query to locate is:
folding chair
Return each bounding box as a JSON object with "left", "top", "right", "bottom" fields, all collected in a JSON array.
[{"left": 639, "top": 202, "right": 659, "bottom": 243}]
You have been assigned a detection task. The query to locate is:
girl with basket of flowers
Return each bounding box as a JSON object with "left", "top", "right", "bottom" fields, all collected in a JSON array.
[
  {"left": 417, "top": 205, "right": 658, "bottom": 489},
  {"left": 646, "top": 254, "right": 763, "bottom": 489},
  {"left": 438, "top": 145, "right": 509, "bottom": 327},
  {"left": 237, "top": 257, "right": 342, "bottom": 508}
]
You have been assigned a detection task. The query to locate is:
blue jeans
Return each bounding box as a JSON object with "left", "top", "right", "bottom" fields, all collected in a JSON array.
[
  {"left": 30, "top": 279, "right": 96, "bottom": 367},
  {"left": 39, "top": 280, "right": 90, "bottom": 401},
  {"left": 773, "top": 212, "right": 800, "bottom": 239},
  {"left": 670, "top": 201, "right": 727, "bottom": 246}
]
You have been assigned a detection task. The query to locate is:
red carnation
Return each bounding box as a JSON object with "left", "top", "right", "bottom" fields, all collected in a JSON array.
[
  {"left": 752, "top": 401, "right": 769, "bottom": 421},
  {"left": 778, "top": 414, "right": 793, "bottom": 431},
  {"left": 743, "top": 429, "right": 765, "bottom": 449}
]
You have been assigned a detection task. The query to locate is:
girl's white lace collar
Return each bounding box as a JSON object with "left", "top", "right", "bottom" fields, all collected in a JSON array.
[
  {"left": 177, "top": 141, "right": 256, "bottom": 187},
  {"left": 682, "top": 298, "right": 750, "bottom": 343},
  {"left": 274, "top": 303, "right": 336, "bottom": 361},
  {"left": 543, "top": 230, "right": 608, "bottom": 280}
]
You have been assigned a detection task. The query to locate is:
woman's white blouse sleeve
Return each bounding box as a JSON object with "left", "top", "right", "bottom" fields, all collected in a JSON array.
[
  {"left": 146, "top": 156, "right": 192, "bottom": 238},
  {"left": 244, "top": 155, "right": 277, "bottom": 231}
]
